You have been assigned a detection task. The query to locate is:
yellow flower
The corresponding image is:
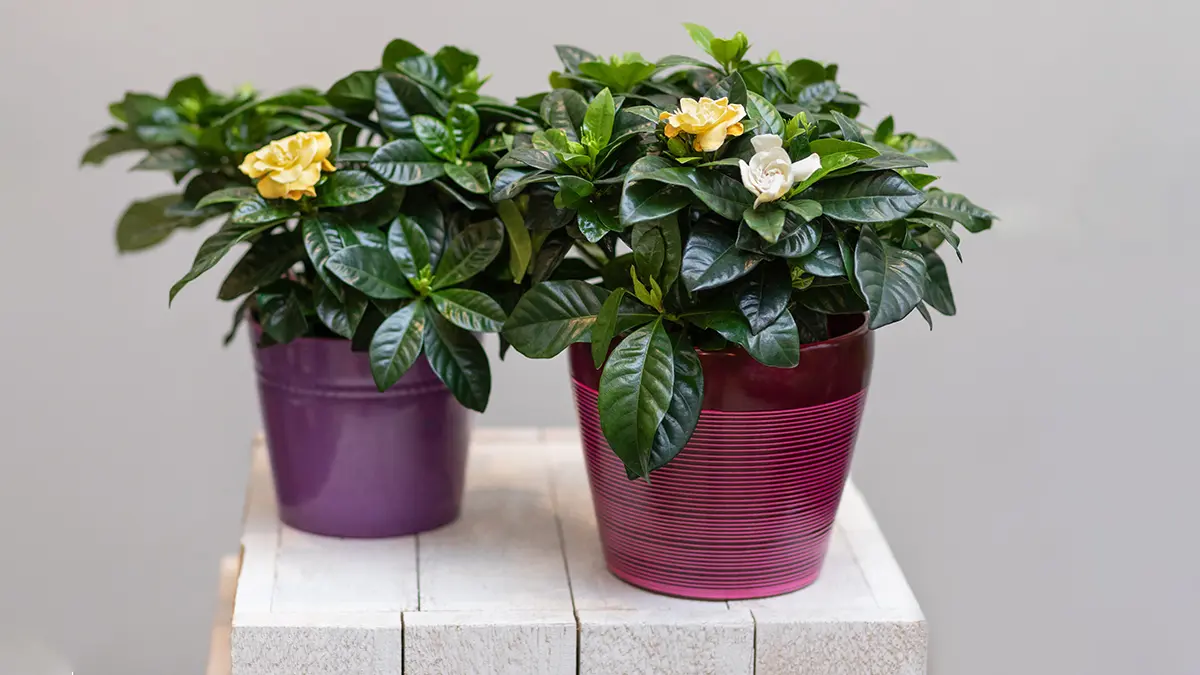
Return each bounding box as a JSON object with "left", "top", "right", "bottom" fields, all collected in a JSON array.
[
  {"left": 658, "top": 97, "right": 747, "bottom": 152},
  {"left": 238, "top": 131, "right": 336, "bottom": 200}
]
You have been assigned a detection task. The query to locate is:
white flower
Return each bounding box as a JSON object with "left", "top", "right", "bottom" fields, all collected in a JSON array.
[{"left": 738, "top": 134, "right": 822, "bottom": 208}]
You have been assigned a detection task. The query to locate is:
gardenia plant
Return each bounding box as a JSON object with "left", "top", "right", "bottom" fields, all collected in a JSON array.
[
  {"left": 500, "top": 25, "right": 996, "bottom": 477},
  {"left": 86, "top": 38, "right": 542, "bottom": 412}
]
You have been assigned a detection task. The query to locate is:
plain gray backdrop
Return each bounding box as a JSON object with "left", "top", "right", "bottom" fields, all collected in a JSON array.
[{"left": 2, "top": 1, "right": 1197, "bottom": 673}]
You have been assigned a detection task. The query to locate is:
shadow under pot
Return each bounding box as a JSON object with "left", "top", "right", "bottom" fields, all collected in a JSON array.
[
  {"left": 251, "top": 324, "right": 469, "bottom": 538},
  {"left": 568, "top": 313, "right": 874, "bottom": 600}
]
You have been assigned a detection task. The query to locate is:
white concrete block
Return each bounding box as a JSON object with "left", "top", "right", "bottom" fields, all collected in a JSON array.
[
  {"left": 404, "top": 610, "right": 576, "bottom": 675},
  {"left": 226, "top": 429, "right": 926, "bottom": 674}
]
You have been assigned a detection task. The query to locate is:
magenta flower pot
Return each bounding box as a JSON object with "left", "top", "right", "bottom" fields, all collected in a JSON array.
[
  {"left": 252, "top": 332, "right": 469, "bottom": 538},
  {"left": 568, "top": 314, "right": 874, "bottom": 600}
]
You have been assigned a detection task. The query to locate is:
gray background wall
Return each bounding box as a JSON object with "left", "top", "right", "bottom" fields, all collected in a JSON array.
[{"left": 1, "top": 1, "right": 1197, "bottom": 673}]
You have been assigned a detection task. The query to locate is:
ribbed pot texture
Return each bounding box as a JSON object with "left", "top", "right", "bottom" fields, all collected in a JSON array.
[
  {"left": 253, "top": 332, "right": 468, "bottom": 538},
  {"left": 568, "top": 314, "right": 874, "bottom": 599}
]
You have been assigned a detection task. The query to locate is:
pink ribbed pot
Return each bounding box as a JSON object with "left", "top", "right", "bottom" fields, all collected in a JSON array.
[{"left": 568, "top": 314, "right": 874, "bottom": 600}]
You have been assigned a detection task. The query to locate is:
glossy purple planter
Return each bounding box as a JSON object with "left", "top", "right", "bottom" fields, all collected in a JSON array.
[
  {"left": 252, "top": 332, "right": 468, "bottom": 538},
  {"left": 569, "top": 314, "right": 874, "bottom": 600}
]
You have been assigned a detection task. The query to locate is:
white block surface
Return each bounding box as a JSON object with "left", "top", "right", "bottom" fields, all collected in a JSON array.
[{"left": 226, "top": 428, "right": 926, "bottom": 674}]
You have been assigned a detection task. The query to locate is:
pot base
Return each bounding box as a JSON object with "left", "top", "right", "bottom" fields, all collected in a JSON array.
[{"left": 606, "top": 563, "right": 823, "bottom": 601}]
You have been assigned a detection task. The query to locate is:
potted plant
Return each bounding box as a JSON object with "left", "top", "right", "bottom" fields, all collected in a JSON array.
[
  {"left": 500, "top": 25, "right": 995, "bottom": 599},
  {"left": 86, "top": 39, "right": 538, "bottom": 538}
]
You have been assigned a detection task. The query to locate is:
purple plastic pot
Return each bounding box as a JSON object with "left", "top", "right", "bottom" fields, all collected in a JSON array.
[{"left": 252, "top": 331, "right": 469, "bottom": 538}]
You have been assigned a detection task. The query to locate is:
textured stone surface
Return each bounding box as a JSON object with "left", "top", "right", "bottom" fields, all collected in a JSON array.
[
  {"left": 218, "top": 428, "right": 926, "bottom": 674},
  {"left": 577, "top": 609, "right": 755, "bottom": 675},
  {"left": 404, "top": 610, "right": 576, "bottom": 675}
]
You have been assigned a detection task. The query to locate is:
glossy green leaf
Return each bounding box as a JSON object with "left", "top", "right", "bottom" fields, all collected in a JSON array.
[
  {"left": 555, "top": 45, "right": 597, "bottom": 73},
  {"left": 808, "top": 138, "right": 880, "bottom": 160},
  {"left": 639, "top": 167, "right": 752, "bottom": 221},
  {"left": 746, "top": 92, "right": 784, "bottom": 136},
  {"left": 738, "top": 261, "right": 792, "bottom": 334},
  {"left": 908, "top": 216, "right": 961, "bottom": 261},
  {"left": 386, "top": 215, "right": 431, "bottom": 279},
  {"left": 397, "top": 54, "right": 451, "bottom": 93},
  {"left": 794, "top": 81, "right": 839, "bottom": 112},
  {"left": 257, "top": 287, "right": 308, "bottom": 344},
  {"left": 785, "top": 59, "right": 826, "bottom": 87},
  {"left": 446, "top": 104, "right": 480, "bottom": 156},
  {"left": 682, "top": 23, "right": 716, "bottom": 56},
  {"left": 582, "top": 88, "right": 615, "bottom": 152},
  {"left": 918, "top": 191, "right": 994, "bottom": 233},
  {"left": 369, "top": 139, "right": 446, "bottom": 186},
  {"left": 301, "top": 214, "right": 357, "bottom": 295},
  {"left": 850, "top": 151, "right": 928, "bottom": 173},
  {"left": 780, "top": 199, "right": 822, "bottom": 222},
  {"left": 832, "top": 110, "right": 865, "bottom": 143},
  {"left": 132, "top": 146, "right": 197, "bottom": 172},
  {"left": 80, "top": 132, "right": 145, "bottom": 166},
  {"left": 574, "top": 199, "right": 621, "bottom": 243},
  {"left": 737, "top": 214, "right": 822, "bottom": 258},
  {"left": 591, "top": 287, "right": 626, "bottom": 368},
  {"left": 874, "top": 116, "right": 895, "bottom": 142},
  {"left": 326, "top": 245, "right": 413, "bottom": 299},
  {"left": 632, "top": 215, "right": 682, "bottom": 292},
  {"left": 704, "top": 72, "right": 748, "bottom": 106},
  {"left": 702, "top": 310, "right": 800, "bottom": 368},
  {"left": 619, "top": 180, "right": 692, "bottom": 224},
  {"left": 648, "top": 331, "right": 704, "bottom": 472},
  {"left": 433, "top": 219, "right": 504, "bottom": 289},
  {"left": 115, "top": 195, "right": 194, "bottom": 252},
  {"left": 196, "top": 187, "right": 258, "bottom": 209},
  {"left": 539, "top": 89, "right": 588, "bottom": 140},
  {"left": 598, "top": 319, "right": 675, "bottom": 478},
  {"left": 497, "top": 147, "right": 560, "bottom": 171},
  {"left": 491, "top": 167, "right": 551, "bottom": 201},
  {"left": 921, "top": 248, "right": 956, "bottom": 316},
  {"left": 432, "top": 289, "right": 506, "bottom": 332},
  {"left": 743, "top": 206, "right": 787, "bottom": 244},
  {"left": 804, "top": 171, "right": 926, "bottom": 223},
  {"left": 904, "top": 173, "right": 940, "bottom": 190},
  {"left": 326, "top": 70, "right": 378, "bottom": 116},
  {"left": 375, "top": 72, "right": 440, "bottom": 137},
  {"left": 312, "top": 170, "right": 387, "bottom": 207},
  {"left": 217, "top": 233, "right": 304, "bottom": 301},
  {"left": 798, "top": 283, "right": 868, "bottom": 314},
  {"left": 434, "top": 46, "right": 479, "bottom": 83},
  {"left": 496, "top": 200, "right": 532, "bottom": 283},
  {"left": 682, "top": 220, "right": 762, "bottom": 292},
  {"left": 503, "top": 280, "right": 610, "bottom": 358},
  {"left": 169, "top": 218, "right": 272, "bottom": 303},
  {"left": 412, "top": 115, "right": 457, "bottom": 161},
  {"left": 855, "top": 226, "right": 927, "bottom": 329},
  {"left": 369, "top": 300, "right": 426, "bottom": 390},
  {"left": 443, "top": 161, "right": 490, "bottom": 194},
  {"left": 423, "top": 312, "right": 491, "bottom": 411},
  {"left": 904, "top": 137, "right": 956, "bottom": 162},
  {"left": 231, "top": 195, "right": 297, "bottom": 226},
  {"left": 792, "top": 306, "right": 831, "bottom": 344},
  {"left": 382, "top": 39, "right": 424, "bottom": 69},
  {"left": 797, "top": 238, "right": 845, "bottom": 277},
  {"left": 314, "top": 282, "right": 362, "bottom": 339},
  {"left": 710, "top": 32, "right": 749, "bottom": 68},
  {"left": 577, "top": 60, "right": 658, "bottom": 93}
]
